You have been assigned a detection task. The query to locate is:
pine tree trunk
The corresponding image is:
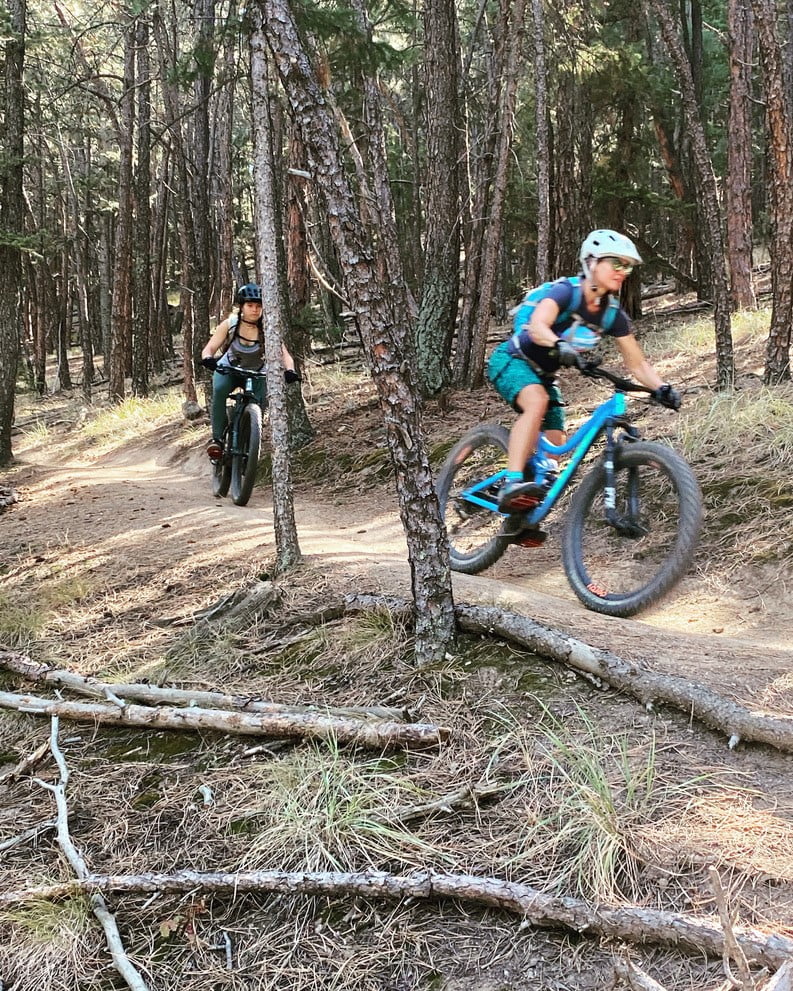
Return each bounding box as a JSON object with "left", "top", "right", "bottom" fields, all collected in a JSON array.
[
  {"left": 258, "top": 0, "right": 456, "bottom": 665},
  {"left": 726, "top": 0, "right": 756, "bottom": 310},
  {"left": 414, "top": 0, "right": 461, "bottom": 398},
  {"left": 0, "top": 0, "right": 25, "bottom": 465},
  {"left": 249, "top": 22, "right": 302, "bottom": 571},
  {"left": 530, "top": 0, "right": 550, "bottom": 284},
  {"left": 132, "top": 13, "right": 151, "bottom": 397},
  {"left": 753, "top": 0, "right": 793, "bottom": 382},
  {"left": 646, "top": 0, "right": 734, "bottom": 390},
  {"left": 467, "top": 0, "right": 525, "bottom": 389},
  {"left": 109, "top": 15, "right": 136, "bottom": 402}
]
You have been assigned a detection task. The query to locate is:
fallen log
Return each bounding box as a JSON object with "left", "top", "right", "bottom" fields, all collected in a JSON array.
[
  {"left": 0, "top": 690, "right": 449, "bottom": 749},
  {"left": 0, "top": 650, "right": 410, "bottom": 723},
  {"left": 3, "top": 867, "right": 792, "bottom": 970},
  {"left": 345, "top": 595, "right": 793, "bottom": 753}
]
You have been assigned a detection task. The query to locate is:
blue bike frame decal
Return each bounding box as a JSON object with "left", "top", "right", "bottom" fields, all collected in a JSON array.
[{"left": 460, "top": 392, "right": 628, "bottom": 524}]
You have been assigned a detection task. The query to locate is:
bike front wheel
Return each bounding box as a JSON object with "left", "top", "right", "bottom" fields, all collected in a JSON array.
[
  {"left": 230, "top": 403, "right": 262, "bottom": 506},
  {"left": 561, "top": 441, "right": 703, "bottom": 617},
  {"left": 435, "top": 423, "right": 512, "bottom": 575}
]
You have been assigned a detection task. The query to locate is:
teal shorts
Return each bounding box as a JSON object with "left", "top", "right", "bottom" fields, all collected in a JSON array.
[{"left": 487, "top": 341, "right": 566, "bottom": 432}]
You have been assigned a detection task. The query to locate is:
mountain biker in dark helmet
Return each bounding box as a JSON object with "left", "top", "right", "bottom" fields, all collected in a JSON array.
[
  {"left": 487, "top": 229, "right": 681, "bottom": 514},
  {"left": 200, "top": 282, "right": 299, "bottom": 461}
]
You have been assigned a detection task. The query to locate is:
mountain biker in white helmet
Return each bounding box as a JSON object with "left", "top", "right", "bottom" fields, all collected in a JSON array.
[{"left": 487, "top": 229, "right": 681, "bottom": 517}]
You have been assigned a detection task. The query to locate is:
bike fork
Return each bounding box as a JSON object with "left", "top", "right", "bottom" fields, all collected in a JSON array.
[{"left": 603, "top": 431, "right": 644, "bottom": 537}]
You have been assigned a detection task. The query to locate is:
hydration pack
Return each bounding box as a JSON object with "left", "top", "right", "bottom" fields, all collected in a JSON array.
[{"left": 512, "top": 276, "right": 619, "bottom": 343}]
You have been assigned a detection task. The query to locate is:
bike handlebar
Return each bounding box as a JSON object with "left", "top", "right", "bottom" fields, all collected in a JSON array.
[
  {"left": 578, "top": 358, "right": 654, "bottom": 395},
  {"left": 214, "top": 364, "right": 268, "bottom": 379}
]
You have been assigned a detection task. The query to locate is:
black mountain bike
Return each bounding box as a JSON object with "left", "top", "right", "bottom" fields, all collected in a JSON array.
[{"left": 211, "top": 366, "right": 266, "bottom": 507}]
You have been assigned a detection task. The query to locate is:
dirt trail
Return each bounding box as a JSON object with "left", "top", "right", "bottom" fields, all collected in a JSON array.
[{"left": 3, "top": 430, "right": 792, "bottom": 712}]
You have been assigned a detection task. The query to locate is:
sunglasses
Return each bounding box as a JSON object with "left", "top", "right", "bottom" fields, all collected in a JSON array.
[{"left": 601, "top": 256, "right": 634, "bottom": 274}]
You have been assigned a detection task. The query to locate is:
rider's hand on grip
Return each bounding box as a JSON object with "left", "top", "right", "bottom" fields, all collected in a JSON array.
[
  {"left": 284, "top": 369, "right": 301, "bottom": 384},
  {"left": 652, "top": 383, "right": 681, "bottom": 410},
  {"left": 555, "top": 341, "right": 584, "bottom": 369},
  {"left": 201, "top": 356, "right": 218, "bottom": 371}
]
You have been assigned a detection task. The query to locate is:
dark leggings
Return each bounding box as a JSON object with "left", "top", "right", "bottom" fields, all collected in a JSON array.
[{"left": 211, "top": 369, "right": 266, "bottom": 440}]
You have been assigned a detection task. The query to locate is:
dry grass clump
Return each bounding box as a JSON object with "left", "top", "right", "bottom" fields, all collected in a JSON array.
[
  {"left": 467, "top": 704, "right": 711, "bottom": 906},
  {"left": 219, "top": 740, "right": 446, "bottom": 873},
  {"left": 0, "top": 898, "right": 100, "bottom": 991},
  {"left": 673, "top": 386, "right": 793, "bottom": 569}
]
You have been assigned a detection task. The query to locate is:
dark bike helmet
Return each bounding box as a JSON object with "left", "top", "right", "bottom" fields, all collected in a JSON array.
[{"left": 235, "top": 283, "right": 263, "bottom": 305}]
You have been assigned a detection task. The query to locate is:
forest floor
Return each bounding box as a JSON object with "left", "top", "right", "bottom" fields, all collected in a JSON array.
[{"left": 1, "top": 304, "right": 793, "bottom": 990}]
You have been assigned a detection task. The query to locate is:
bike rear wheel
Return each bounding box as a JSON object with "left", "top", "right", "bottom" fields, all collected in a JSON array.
[
  {"left": 211, "top": 412, "right": 233, "bottom": 498},
  {"left": 435, "top": 424, "right": 512, "bottom": 574},
  {"left": 561, "top": 440, "right": 703, "bottom": 617},
  {"left": 231, "top": 403, "right": 262, "bottom": 506}
]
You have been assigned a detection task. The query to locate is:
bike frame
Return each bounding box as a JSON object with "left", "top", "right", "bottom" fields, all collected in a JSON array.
[
  {"left": 217, "top": 368, "right": 265, "bottom": 458},
  {"left": 461, "top": 390, "right": 630, "bottom": 527}
]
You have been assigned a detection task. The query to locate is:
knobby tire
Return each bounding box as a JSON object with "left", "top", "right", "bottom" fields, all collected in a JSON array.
[
  {"left": 435, "top": 423, "right": 512, "bottom": 575},
  {"left": 211, "top": 410, "right": 233, "bottom": 498},
  {"left": 231, "top": 403, "right": 262, "bottom": 506},
  {"left": 561, "top": 440, "right": 703, "bottom": 617}
]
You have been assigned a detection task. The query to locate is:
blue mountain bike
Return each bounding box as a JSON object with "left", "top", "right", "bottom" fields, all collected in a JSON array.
[
  {"left": 211, "top": 367, "right": 266, "bottom": 506},
  {"left": 436, "top": 361, "right": 703, "bottom": 617}
]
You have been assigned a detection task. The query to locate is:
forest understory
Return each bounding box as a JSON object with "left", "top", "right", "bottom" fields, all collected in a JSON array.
[{"left": 1, "top": 303, "right": 793, "bottom": 991}]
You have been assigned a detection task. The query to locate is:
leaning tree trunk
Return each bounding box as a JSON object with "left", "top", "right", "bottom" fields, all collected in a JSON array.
[
  {"left": 645, "top": 0, "right": 734, "bottom": 390},
  {"left": 249, "top": 22, "right": 302, "bottom": 572},
  {"left": 414, "top": 0, "right": 462, "bottom": 398},
  {"left": 257, "top": 0, "right": 456, "bottom": 665},
  {"left": 752, "top": 0, "right": 793, "bottom": 383}
]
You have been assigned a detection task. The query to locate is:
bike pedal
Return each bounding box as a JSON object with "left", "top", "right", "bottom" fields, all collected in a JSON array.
[
  {"left": 501, "top": 494, "right": 541, "bottom": 512},
  {"left": 515, "top": 530, "right": 547, "bottom": 548}
]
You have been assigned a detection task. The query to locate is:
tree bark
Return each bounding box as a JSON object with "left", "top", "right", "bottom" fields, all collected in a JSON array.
[
  {"left": 249, "top": 20, "right": 302, "bottom": 571},
  {"left": 645, "top": 0, "right": 734, "bottom": 390},
  {"left": 0, "top": 0, "right": 26, "bottom": 465},
  {"left": 752, "top": 0, "right": 793, "bottom": 383},
  {"left": 726, "top": 0, "right": 756, "bottom": 310},
  {"left": 257, "top": 0, "right": 456, "bottom": 665},
  {"left": 414, "top": 0, "right": 461, "bottom": 397},
  {"left": 4, "top": 867, "right": 793, "bottom": 969}
]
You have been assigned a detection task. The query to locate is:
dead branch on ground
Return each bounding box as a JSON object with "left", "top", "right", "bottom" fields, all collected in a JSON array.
[
  {"left": 0, "top": 650, "right": 409, "bottom": 722},
  {"left": 760, "top": 961, "right": 793, "bottom": 991},
  {"left": 613, "top": 957, "right": 669, "bottom": 991},
  {"left": 709, "top": 865, "right": 758, "bottom": 990},
  {"left": 0, "top": 689, "right": 448, "bottom": 749},
  {"left": 3, "top": 866, "right": 792, "bottom": 970},
  {"left": 344, "top": 595, "right": 793, "bottom": 753},
  {"left": 35, "top": 716, "right": 149, "bottom": 990}
]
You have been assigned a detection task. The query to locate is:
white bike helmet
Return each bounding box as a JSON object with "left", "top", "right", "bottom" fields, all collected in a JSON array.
[{"left": 579, "top": 229, "right": 642, "bottom": 279}]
